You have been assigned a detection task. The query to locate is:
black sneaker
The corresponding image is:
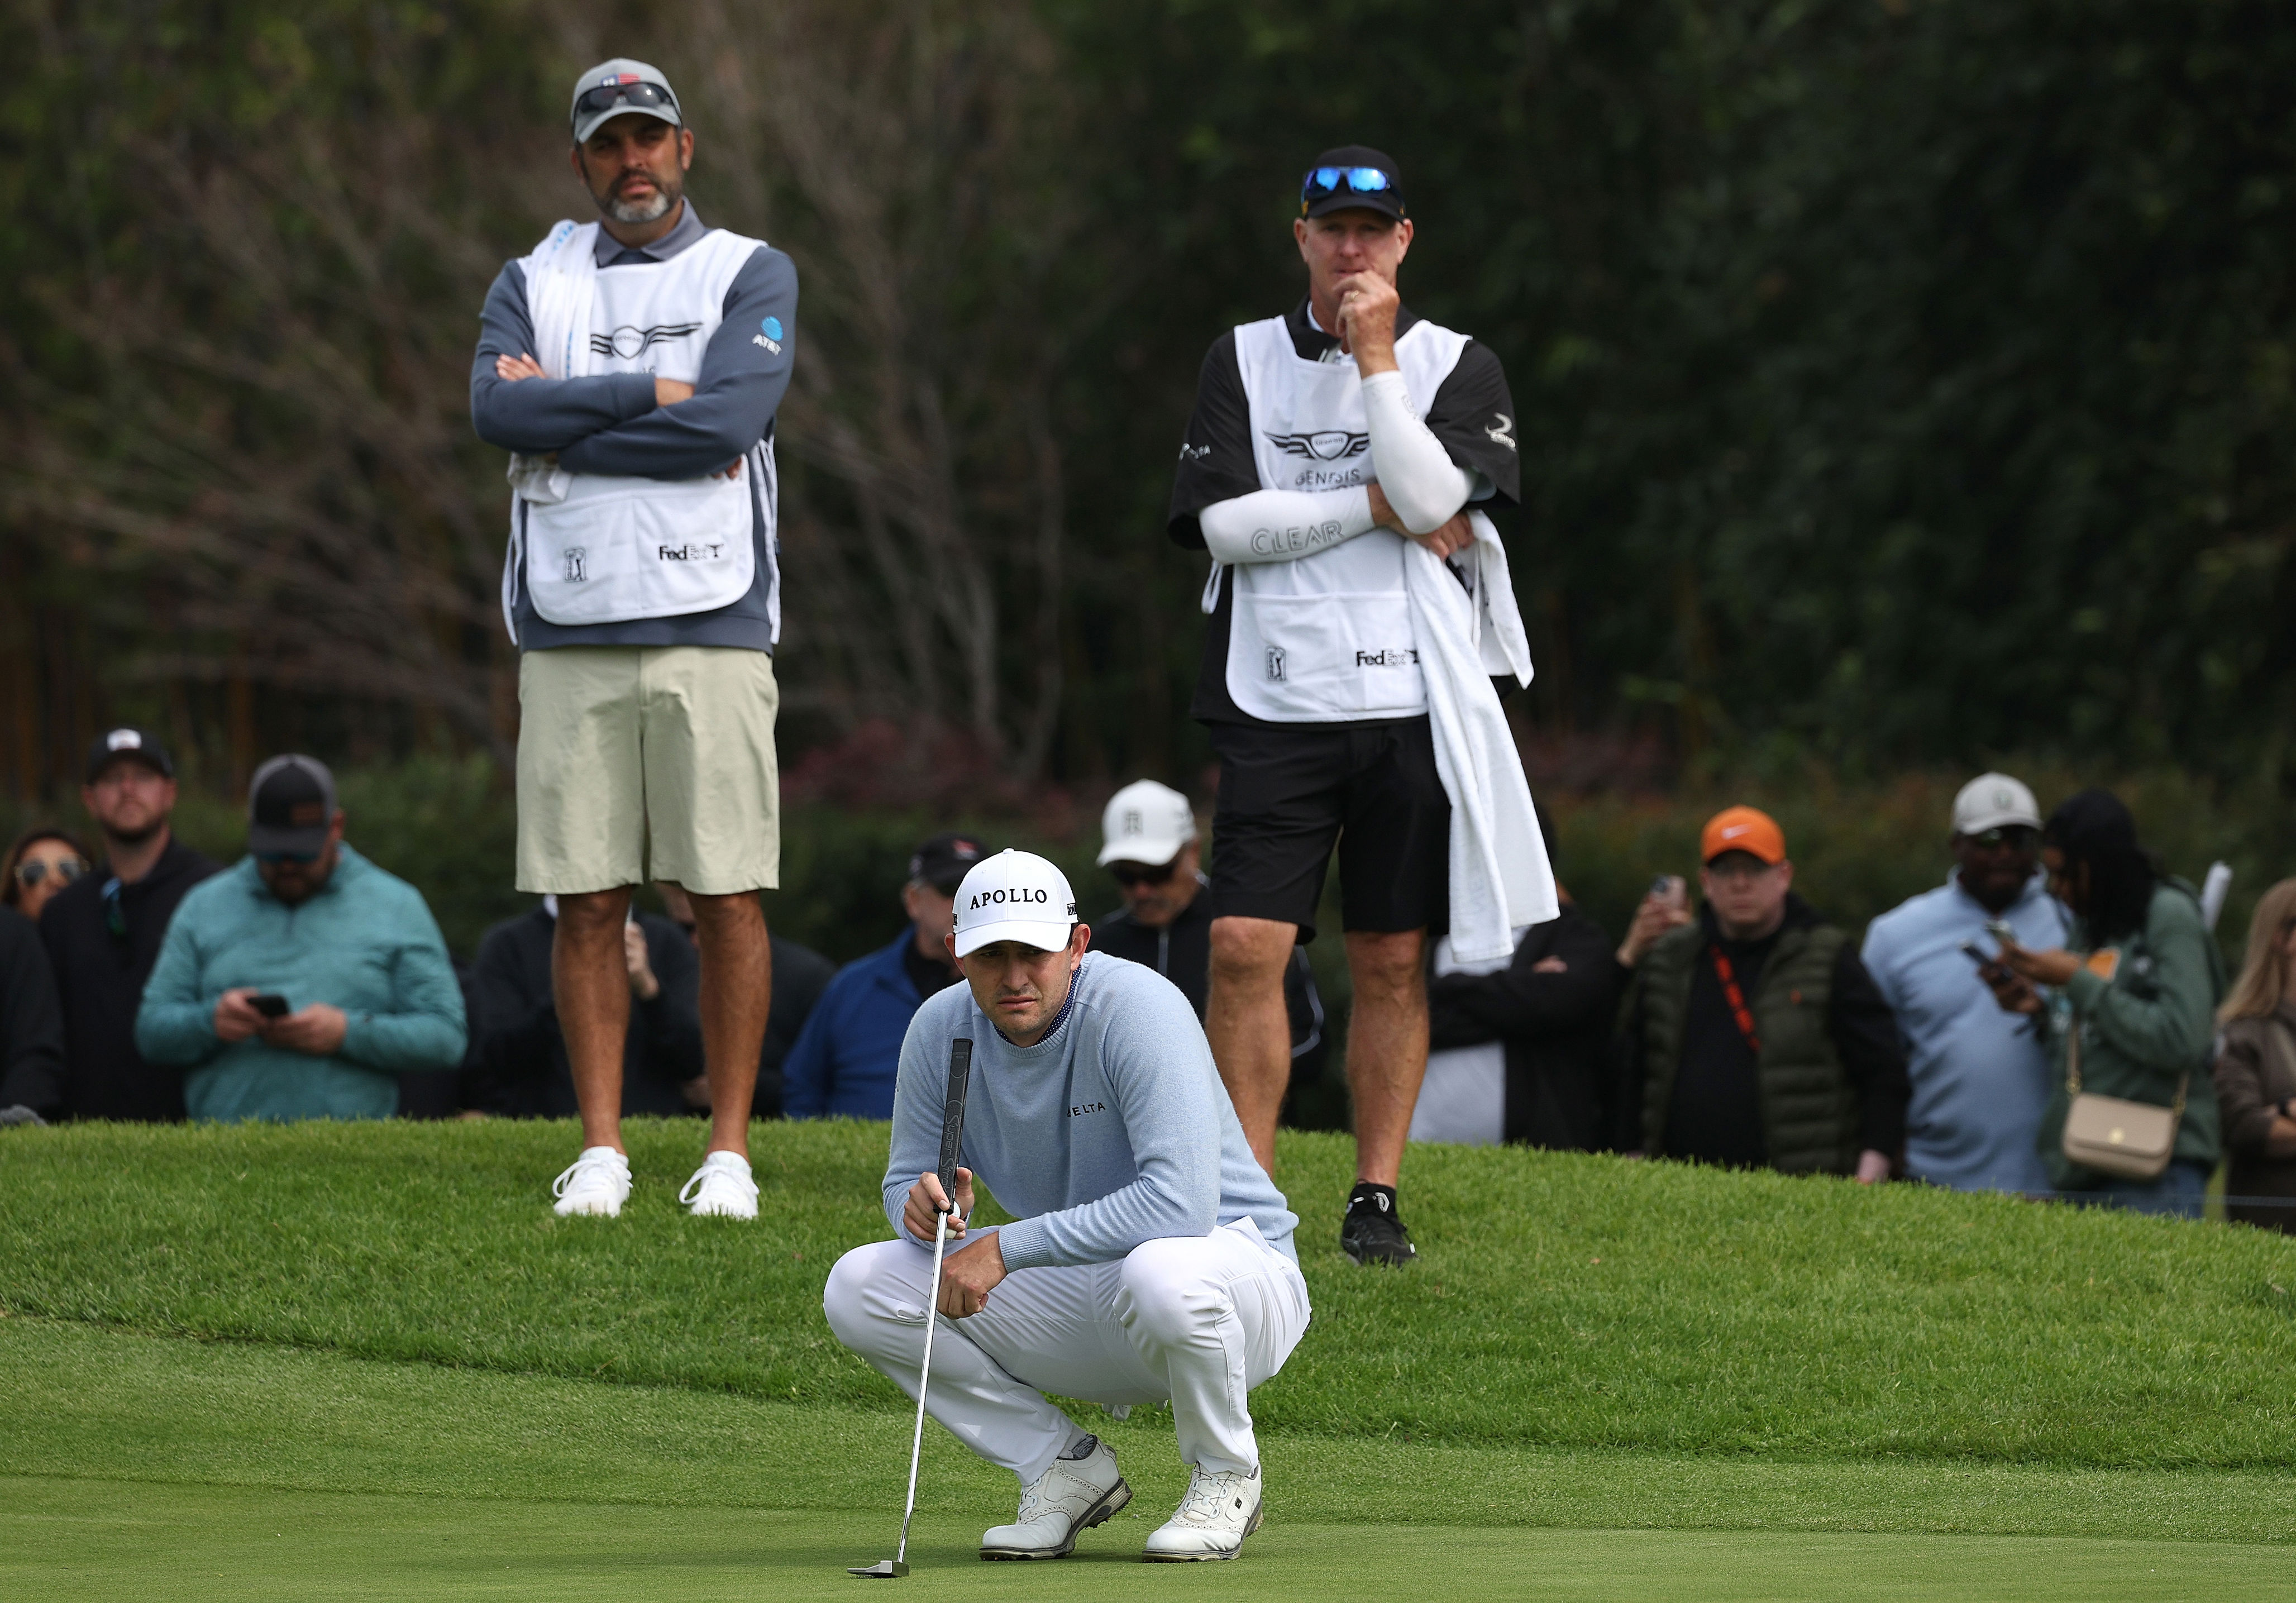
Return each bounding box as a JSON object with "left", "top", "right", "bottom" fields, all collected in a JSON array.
[{"left": 1340, "top": 1184, "right": 1417, "bottom": 1266}]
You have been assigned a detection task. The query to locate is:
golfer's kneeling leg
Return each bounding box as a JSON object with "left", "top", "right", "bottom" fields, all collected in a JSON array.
[
  {"left": 824, "top": 1238, "right": 1087, "bottom": 1482},
  {"left": 1113, "top": 1224, "right": 1311, "bottom": 1474}
]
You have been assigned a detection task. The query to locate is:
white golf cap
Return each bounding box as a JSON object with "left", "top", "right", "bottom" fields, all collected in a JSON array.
[
  {"left": 1097, "top": 779, "right": 1199, "bottom": 867},
  {"left": 951, "top": 849, "right": 1079, "bottom": 958},
  {"left": 1953, "top": 772, "right": 2042, "bottom": 836}
]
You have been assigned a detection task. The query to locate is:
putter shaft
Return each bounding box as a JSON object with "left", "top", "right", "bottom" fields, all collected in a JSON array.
[{"left": 895, "top": 1204, "right": 952, "bottom": 1565}]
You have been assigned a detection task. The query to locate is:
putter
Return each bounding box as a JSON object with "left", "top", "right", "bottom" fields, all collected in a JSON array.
[{"left": 850, "top": 1036, "right": 973, "bottom": 1580}]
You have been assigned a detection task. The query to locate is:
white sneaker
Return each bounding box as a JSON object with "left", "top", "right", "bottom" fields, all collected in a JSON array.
[
  {"left": 1142, "top": 1463, "right": 1263, "bottom": 1562},
  {"left": 980, "top": 1435, "right": 1131, "bottom": 1559},
  {"left": 678, "top": 1151, "right": 758, "bottom": 1220},
  {"left": 551, "top": 1147, "right": 631, "bottom": 1218}
]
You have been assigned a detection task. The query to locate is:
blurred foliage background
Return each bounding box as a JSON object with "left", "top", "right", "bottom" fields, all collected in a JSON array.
[{"left": 7, "top": 1, "right": 2296, "bottom": 1068}]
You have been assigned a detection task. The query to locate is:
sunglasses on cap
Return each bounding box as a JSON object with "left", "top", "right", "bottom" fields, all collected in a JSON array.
[
  {"left": 1300, "top": 165, "right": 1395, "bottom": 206},
  {"left": 1109, "top": 859, "right": 1181, "bottom": 889},
  {"left": 13, "top": 857, "right": 85, "bottom": 889},
  {"left": 572, "top": 79, "right": 679, "bottom": 128}
]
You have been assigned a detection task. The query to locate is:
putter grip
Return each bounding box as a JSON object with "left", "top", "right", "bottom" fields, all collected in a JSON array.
[{"left": 936, "top": 1038, "right": 972, "bottom": 1206}]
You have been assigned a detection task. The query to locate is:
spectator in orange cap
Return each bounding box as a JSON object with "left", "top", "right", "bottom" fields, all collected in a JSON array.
[{"left": 1611, "top": 806, "right": 1908, "bottom": 1180}]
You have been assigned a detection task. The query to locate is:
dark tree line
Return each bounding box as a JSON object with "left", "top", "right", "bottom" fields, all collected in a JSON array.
[{"left": 5, "top": 0, "right": 2294, "bottom": 798}]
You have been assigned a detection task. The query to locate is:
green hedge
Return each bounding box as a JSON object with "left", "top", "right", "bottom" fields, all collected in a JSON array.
[{"left": 8, "top": 757, "right": 2290, "bottom": 979}]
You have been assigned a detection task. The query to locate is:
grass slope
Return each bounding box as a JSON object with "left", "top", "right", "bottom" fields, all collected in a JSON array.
[{"left": 4, "top": 1119, "right": 2293, "bottom": 1466}]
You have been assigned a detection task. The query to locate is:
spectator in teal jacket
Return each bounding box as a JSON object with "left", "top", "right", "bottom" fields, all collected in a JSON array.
[{"left": 135, "top": 756, "right": 465, "bottom": 1122}]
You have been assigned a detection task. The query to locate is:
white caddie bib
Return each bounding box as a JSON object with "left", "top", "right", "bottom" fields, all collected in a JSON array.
[
  {"left": 1223, "top": 317, "right": 1471, "bottom": 721},
  {"left": 505, "top": 222, "right": 775, "bottom": 632}
]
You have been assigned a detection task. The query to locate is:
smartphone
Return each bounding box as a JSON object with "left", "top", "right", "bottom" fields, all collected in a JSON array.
[
  {"left": 1958, "top": 941, "right": 1993, "bottom": 967},
  {"left": 1983, "top": 920, "right": 2017, "bottom": 945},
  {"left": 1649, "top": 874, "right": 1687, "bottom": 910},
  {"left": 249, "top": 993, "right": 291, "bottom": 1019}
]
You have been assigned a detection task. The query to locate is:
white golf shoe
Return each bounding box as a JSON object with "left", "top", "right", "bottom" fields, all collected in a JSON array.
[
  {"left": 678, "top": 1151, "right": 758, "bottom": 1219},
  {"left": 980, "top": 1435, "right": 1131, "bottom": 1559},
  {"left": 1142, "top": 1463, "right": 1263, "bottom": 1562},
  {"left": 551, "top": 1147, "right": 631, "bottom": 1218}
]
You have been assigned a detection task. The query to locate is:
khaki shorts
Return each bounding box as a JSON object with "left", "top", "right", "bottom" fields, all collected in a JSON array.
[{"left": 515, "top": 646, "right": 780, "bottom": 895}]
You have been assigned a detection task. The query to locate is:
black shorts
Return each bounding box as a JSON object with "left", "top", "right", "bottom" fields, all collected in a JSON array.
[{"left": 1206, "top": 717, "right": 1449, "bottom": 943}]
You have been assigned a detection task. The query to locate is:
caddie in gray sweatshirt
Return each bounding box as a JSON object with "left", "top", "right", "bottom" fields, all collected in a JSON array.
[{"left": 823, "top": 850, "right": 1309, "bottom": 1566}]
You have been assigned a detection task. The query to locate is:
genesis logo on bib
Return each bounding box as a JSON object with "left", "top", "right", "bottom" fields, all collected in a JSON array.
[
  {"left": 590, "top": 322, "right": 701, "bottom": 359},
  {"left": 1268, "top": 430, "right": 1369, "bottom": 461}
]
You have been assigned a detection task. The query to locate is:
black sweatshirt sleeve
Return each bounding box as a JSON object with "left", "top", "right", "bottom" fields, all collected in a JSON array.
[
  {"left": 1610, "top": 963, "right": 1649, "bottom": 1152},
  {"left": 1828, "top": 944, "right": 1911, "bottom": 1156},
  {"left": 0, "top": 910, "right": 65, "bottom": 1117},
  {"left": 1167, "top": 331, "right": 1260, "bottom": 547},
  {"left": 1423, "top": 342, "right": 1520, "bottom": 505},
  {"left": 636, "top": 920, "right": 704, "bottom": 1089},
  {"left": 1428, "top": 913, "right": 1617, "bottom": 1049},
  {"left": 471, "top": 921, "right": 560, "bottom": 1089}
]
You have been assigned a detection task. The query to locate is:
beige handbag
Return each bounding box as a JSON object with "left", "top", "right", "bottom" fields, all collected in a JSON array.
[{"left": 2060, "top": 1023, "right": 2187, "bottom": 1181}]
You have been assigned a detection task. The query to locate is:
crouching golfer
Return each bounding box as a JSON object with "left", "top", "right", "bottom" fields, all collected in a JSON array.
[{"left": 824, "top": 849, "right": 1310, "bottom": 1563}]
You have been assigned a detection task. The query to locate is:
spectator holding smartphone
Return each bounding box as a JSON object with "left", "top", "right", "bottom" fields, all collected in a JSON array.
[
  {"left": 1984, "top": 788, "right": 2222, "bottom": 1216},
  {"left": 1860, "top": 774, "right": 2070, "bottom": 1194},
  {"left": 2210, "top": 877, "right": 2296, "bottom": 1233},
  {"left": 1614, "top": 807, "right": 1908, "bottom": 1180},
  {"left": 136, "top": 756, "right": 466, "bottom": 1121}
]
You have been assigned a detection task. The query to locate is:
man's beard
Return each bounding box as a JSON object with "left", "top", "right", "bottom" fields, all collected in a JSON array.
[
  {"left": 598, "top": 174, "right": 679, "bottom": 225},
  {"left": 104, "top": 815, "right": 163, "bottom": 847}
]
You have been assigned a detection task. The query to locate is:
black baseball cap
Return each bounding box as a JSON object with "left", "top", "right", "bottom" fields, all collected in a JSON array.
[
  {"left": 909, "top": 832, "right": 987, "bottom": 896},
  {"left": 1300, "top": 145, "right": 1406, "bottom": 222},
  {"left": 247, "top": 755, "right": 338, "bottom": 856},
  {"left": 85, "top": 727, "right": 174, "bottom": 784}
]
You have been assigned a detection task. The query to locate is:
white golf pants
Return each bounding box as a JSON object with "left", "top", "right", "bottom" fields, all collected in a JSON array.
[{"left": 824, "top": 1219, "right": 1311, "bottom": 1487}]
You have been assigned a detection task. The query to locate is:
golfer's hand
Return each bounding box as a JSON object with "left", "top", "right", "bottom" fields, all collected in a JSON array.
[
  {"left": 624, "top": 922, "right": 660, "bottom": 1001},
  {"left": 904, "top": 1166, "right": 975, "bottom": 1243},
  {"left": 1995, "top": 936, "right": 2080, "bottom": 990},
  {"left": 654, "top": 377, "right": 695, "bottom": 406},
  {"left": 262, "top": 1003, "right": 349, "bottom": 1057},
  {"left": 938, "top": 1232, "right": 1008, "bottom": 1318},
  {"left": 1334, "top": 270, "right": 1400, "bottom": 372},
  {"left": 495, "top": 352, "right": 546, "bottom": 382},
  {"left": 214, "top": 989, "right": 266, "bottom": 1044},
  {"left": 709, "top": 457, "right": 743, "bottom": 480},
  {"left": 1855, "top": 1148, "right": 1891, "bottom": 1185}
]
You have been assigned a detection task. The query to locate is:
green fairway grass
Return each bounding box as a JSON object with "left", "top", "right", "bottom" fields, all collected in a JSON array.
[
  {"left": 4, "top": 1119, "right": 2293, "bottom": 1463},
  {"left": 4, "top": 1119, "right": 2293, "bottom": 1599}
]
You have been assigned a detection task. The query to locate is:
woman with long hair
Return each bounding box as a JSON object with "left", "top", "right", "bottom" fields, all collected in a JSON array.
[
  {"left": 2, "top": 827, "right": 92, "bottom": 924},
  {"left": 2212, "top": 878, "right": 2296, "bottom": 1233},
  {"left": 1988, "top": 788, "right": 2223, "bottom": 1216}
]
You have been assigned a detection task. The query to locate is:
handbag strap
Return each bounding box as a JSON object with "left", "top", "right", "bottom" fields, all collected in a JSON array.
[{"left": 2066, "top": 1003, "right": 2190, "bottom": 1114}]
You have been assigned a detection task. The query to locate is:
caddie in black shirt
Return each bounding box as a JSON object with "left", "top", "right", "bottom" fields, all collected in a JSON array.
[{"left": 1169, "top": 146, "right": 1533, "bottom": 1266}]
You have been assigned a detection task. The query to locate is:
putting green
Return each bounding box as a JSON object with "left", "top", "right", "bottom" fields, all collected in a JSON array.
[
  {"left": 4, "top": 1475, "right": 2285, "bottom": 1603},
  {"left": 5, "top": 1318, "right": 2292, "bottom": 1601}
]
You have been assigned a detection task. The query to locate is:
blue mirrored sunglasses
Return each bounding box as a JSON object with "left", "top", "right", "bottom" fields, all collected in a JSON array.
[{"left": 1300, "top": 165, "right": 1396, "bottom": 206}]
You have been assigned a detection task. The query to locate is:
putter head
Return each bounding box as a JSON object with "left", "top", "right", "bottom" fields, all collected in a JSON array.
[{"left": 847, "top": 1559, "right": 908, "bottom": 1578}]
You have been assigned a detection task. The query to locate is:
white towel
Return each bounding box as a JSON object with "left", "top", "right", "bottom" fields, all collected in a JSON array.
[
  {"left": 500, "top": 220, "right": 600, "bottom": 642},
  {"left": 1404, "top": 512, "right": 1557, "bottom": 964}
]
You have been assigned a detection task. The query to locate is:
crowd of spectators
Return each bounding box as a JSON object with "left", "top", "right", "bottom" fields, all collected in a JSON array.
[{"left": 0, "top": 737, "right": 2280, "bottom": 1230}]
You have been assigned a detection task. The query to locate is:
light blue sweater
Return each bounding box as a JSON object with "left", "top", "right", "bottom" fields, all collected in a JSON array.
[
  {"left": 880, "top": 952, "right": 1299, "bottom": 1268},
  {"left": 135, "top": 845, "right": 466, "bottom": 1122}
]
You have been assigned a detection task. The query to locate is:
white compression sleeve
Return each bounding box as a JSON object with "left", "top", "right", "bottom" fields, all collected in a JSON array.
[
  {"left": 1196, "top": 484, "right": 1377, "bottom": 565},
  {"left": 1361, "top": 369, "right": 1477, "bottom": 534}
]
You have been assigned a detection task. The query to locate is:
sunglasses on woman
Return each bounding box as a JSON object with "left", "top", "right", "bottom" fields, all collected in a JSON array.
[{"left": 13, "top": 857, "right": 86, "bottom": 889}]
